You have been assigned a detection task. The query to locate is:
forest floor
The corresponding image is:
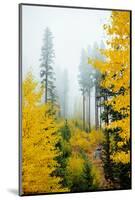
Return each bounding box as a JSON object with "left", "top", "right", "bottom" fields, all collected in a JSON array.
[
  {"left": 87, "top": 150, "right": 110, "bottom": 189},
  {"left": 69, "top": 120, "right": 112, "bottom": 190}
]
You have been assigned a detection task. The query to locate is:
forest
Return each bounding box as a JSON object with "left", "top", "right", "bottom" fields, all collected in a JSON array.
[{"left": 22, "top": 11, "right": 131, "bottom": 194}]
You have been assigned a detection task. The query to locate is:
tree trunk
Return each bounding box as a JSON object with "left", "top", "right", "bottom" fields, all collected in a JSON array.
[
  {"left": 45, "top": 73, "right": 48, "bottom": 103},
  {"left": 88, "top": 88, "right": 91, "bottom": 132},
  {"left": 95, "top": 84, "right": 99, "bottom": 129},
  {"left": 83, "top": 89, "right": 85, "bottom": 130},
  {"left": 104, "top": 94, "right": 112, "bottom": 181},
  {"left": 99, "top": 95, "right": 102, "bottom": 129}
]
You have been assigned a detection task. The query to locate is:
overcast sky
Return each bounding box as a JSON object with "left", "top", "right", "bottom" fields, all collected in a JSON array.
[{"left": 22, "top": 5, "right": 111, "bottom": 122}]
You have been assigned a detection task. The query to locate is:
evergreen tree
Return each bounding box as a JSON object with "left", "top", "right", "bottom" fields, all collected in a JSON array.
[
  {"left": 91, "top": 42, "right": 105, "bottom": 130},
  {"left": 66, "top": 153, "right": 95, "bottom": 192},
  {"left": 78, "top": 49, "right": 95, "bottom": 131},
  {"left": 40, "top": 27, "right": 57, "bottom": 107},
  {"left": 62, "top": 69, "right": 69, "bottom": 118},
  {"left": 55, "top": 120, "right": 71, "bottom": 188}
]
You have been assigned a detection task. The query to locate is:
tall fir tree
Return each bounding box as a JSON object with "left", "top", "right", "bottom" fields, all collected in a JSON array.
[
  {"left": 40, "top": 27, "right": 57, "bottom": 108},
  {"left": 78, "top": 48, "right": 95, "bottom": 131}
]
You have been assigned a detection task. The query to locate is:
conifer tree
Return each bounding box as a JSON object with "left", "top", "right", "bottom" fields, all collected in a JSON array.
[
  {"left": 78, "top": 49, "right": 95, "bottom": 131},
  {"left": 55, "top": 120, "right": 71, "bottom": 188},
  {"left": 40, "top": 27, "right": 57, "bottom": 107}
]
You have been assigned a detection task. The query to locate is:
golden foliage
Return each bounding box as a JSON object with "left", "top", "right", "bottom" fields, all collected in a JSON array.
[
  {"left": 89, "top": 11, "right": 130, "bottom": 164},
  {"left": 111, "top": 151, "right": 130, "bottom": 164},
  {"left": 22, "top": 73, "right": 68, "bottom": 194},
  {"left": 66, "top": 152, "right": 85, "bottom": 178},
  {"left": 91, "top": 165, "right": 103, "bottom": 187},
  {"left": 69, "top": 123, "right": 104, "bottom": 153},
  {"left": 88, "top": 130, "right": 105, "bottom": 150},
  {"left": 70, "top": 128, "right": 90, "bottom": 152}
]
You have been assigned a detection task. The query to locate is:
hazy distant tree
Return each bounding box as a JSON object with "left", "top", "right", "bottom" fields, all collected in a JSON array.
[
  {"left": 55, "top": 68, "right": 69, "bottom": 118},
  {"left": 62, "top": 69, "right": 69, "bottom": 118},
  {"left": 94, "top": 71, "right": 101, "bottom": 129},
  {"left": 73, "top": 97, "right": 82, "bottom": 120},
  {"left": 78, "top": 50, "right": 86, "bottom": 130},
  {"left": 78, "top": 49, "right": 95, "bottom": 131},
  {"left": 90, "top": 42, "right": 105, "bottom": 129},
  {"left": 40, "top": 27, "right": 57, "bottom": 105},
  {"left": 86, "top": 45, "right": 97, "bottom": 131}
]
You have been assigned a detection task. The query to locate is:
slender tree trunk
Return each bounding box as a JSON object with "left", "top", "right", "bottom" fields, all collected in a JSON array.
[
  {"left": 105, "top": 95, "right": 109, "bottom": 125},
  {"left": 63, "top": 90, "right": 67, "bottom": 118},
  {"left": 99, "top": 95, "right": 102, "bottom": 129},
  {"left": 104, "top": 94, "right": 112, "bottom": 181},
  {"left": 95, "top": 83, "right": 99, "bottom": 129},
  {"left": 63, "top": 95, "right": 65, "bottom": 118},
  {"left": 88, "top": 88, "right": 91, "bottom": 132},
  {"left": 45, "top": 73, "right": 48, "bottom": 103},
  {"left": 83, "top": 89, "right": 85, "bottom": 130}
]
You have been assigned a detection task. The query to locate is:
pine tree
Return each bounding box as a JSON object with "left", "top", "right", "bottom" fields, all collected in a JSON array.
[
  {"left": 91, "top": 42, "right": 105, "bottom": 130},
  {"left": 55, "top": 120, "right": 71, "bottom": 188},
  {"left": 66, "top": 152, "right": 94, "bottom": 192},
  {"left": 78, "top": 49, "right": 95, "bottom": 131},
  {"left": 62, "top": 69, "right": 69, "bottom": 118},
  {"left": 40, "top": 27, "right": 57, "bottom": 107}
]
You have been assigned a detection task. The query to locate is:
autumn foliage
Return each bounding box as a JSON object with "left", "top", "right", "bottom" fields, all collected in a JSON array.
[
  {"left": 89, "top": 11, "right": 130, "bottom": 164},
  {"left": 21, "top": 10, "right": 131, "bottom": 194},
  {"left": 88, "top": 11, "right": 130, "bottom": 188},
  {"left": 22, "top": 73, "right": 68, "bottom": 194}
]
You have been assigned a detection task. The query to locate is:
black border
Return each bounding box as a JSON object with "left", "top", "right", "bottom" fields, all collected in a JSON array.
[
  {"left": 19, "top": 3, "right": 132, "bottom": 196},
  {"left": 19, "top": 3, "right": 22, "bottom": 196}
]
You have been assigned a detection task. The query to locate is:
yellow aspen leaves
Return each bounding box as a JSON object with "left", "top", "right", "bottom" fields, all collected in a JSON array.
[
  {"left": 89, "top": 11, "right": 130, "bottom": 164},
  {"left": 66, "top": 153, "right": 85, "bottom": 177},
  {"left": 22, "top": 73, "right": 68, "bottom": 194}
]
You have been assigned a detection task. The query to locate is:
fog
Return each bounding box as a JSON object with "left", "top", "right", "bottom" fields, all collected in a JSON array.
[{"left": 22, "top": 5, "right": 111, "bottom": 125}]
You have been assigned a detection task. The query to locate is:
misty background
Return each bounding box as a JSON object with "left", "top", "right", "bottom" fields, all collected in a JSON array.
[{"left": 22, "top": 5, "right": 111, "bottom": 125}]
